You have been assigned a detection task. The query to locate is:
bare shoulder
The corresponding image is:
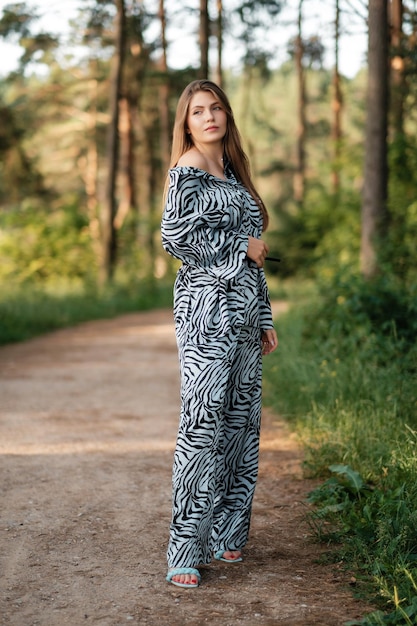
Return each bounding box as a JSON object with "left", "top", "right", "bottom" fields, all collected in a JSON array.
[{"left": 176, "top": 150, "right": 208, "bottom": 171}]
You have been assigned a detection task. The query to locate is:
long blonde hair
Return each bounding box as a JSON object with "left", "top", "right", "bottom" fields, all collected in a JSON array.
[{"left": 166, "top": 79, "right": 269, "bottom": 230}]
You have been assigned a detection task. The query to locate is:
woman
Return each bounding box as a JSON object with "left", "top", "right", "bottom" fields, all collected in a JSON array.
[{"left": 161, "top": 80, "right": 278, "bottom": 589}]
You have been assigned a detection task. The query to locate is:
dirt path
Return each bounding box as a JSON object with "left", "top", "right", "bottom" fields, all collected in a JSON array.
[{"left": 0, "top": 309, "right": 371, "bottom": 626}]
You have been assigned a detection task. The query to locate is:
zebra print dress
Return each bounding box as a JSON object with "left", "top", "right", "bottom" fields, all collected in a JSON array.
[{"left": 161, "top": 165, "right": 274, "bottom": 568}]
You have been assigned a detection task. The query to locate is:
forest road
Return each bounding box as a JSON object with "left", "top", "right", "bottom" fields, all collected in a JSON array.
[{"left": 0, "top": 308, "right": 371, "bottom": 626}]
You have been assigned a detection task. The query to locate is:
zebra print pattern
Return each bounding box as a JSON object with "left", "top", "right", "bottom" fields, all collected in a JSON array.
[{"left": 161, "top": 166, "right": 274, "bottom": 568}]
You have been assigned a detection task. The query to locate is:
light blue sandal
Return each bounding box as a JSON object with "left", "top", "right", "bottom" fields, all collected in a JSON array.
[
  {"left": 214, "top": 550, "right": 243, "bottom": 563},
  {"left": 166, "top": 567, "right": 201, "bottom": 588}
]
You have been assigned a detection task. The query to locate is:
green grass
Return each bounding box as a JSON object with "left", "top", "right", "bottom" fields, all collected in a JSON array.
[
  {"left": 263, "top": 278, "right": 417, "bottom": 625},
  {"left": 0, "top": 279, "right": 173, "bottom": 345}
]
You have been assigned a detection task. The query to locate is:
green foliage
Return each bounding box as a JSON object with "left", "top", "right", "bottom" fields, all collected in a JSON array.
[
  {"left": 309, "top": 274, "right": 417, "bottom": 391},
  {"left": 263, "top": 276, "right": 417, "bottom": 624},
  {"left": 0, "top": 200, "right": 96, "bottom": 284},
  {"left": 310, "top": 465, "right": 417, "bottom": 626},
  {"left": 0, "top": 279, "right": 173, "bottom": 345},
  {"left": 386, "top": 135, "right": 417, "bottom": 285},
  {"left": 267, "top": 185, "right": 361, "bottom": 278},
  {"left": 237, "top": 65, "right": 368, "bottom": 281},
  {"left": 0, "top": 100, "right": 45, "bottom": 201}
]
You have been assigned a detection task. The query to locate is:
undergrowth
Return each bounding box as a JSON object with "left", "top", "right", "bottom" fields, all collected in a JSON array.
[
  {"left": 263, "top": 274, "right": 417, "bottom": 625},
  {"left": 0, "top": 278, "right": 173, "bottom": 345}
]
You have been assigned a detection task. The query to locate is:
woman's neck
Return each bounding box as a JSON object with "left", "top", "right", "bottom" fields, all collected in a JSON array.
[
  {"left": 190, "top": 145, "right": 225, "bottom": 179},
  {"left": 194, "top": 141, "right": 223, "bottom": 162}
]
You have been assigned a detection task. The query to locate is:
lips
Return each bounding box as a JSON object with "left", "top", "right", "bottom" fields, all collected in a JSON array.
[{"left": 205, "top": 126, "right": 219, "bottom": 131}]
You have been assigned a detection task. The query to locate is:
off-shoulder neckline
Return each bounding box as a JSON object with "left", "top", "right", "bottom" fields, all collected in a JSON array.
[{"left": 170, "top": 165, "right": 234, "bottom": 183}]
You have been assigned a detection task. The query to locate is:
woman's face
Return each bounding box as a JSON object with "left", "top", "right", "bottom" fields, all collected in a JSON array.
[{"left": 186, "top": 90, "right": 227, "bottom": 147}]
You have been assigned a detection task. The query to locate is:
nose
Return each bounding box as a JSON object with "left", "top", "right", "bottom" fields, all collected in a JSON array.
[{"left": 206, "top": 108, "right": 214, "bottom": 121}]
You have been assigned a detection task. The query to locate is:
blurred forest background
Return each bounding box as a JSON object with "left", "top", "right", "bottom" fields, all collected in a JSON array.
[
  {"left": 2, "top": 0, "right": 416, "bottom": 293},
  {"left": 1, "top": 1, "right": 417, "bottom": 624}
]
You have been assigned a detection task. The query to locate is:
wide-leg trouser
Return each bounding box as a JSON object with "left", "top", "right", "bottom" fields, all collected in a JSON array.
[{"left": 167, "top": 325, "right": 262, "bottom": 568}]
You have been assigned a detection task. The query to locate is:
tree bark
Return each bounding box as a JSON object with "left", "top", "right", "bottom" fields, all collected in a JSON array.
[
  {"left": 389, "top": 0, "right": 405, "bottom": 136},
  {"left": 199, "top": 0, "right": 210, "bottom": 79},
  {"left": 331, "top": 0, "right": 342, "bottom": 194},
  {"left": 294, "top": 0, "right": 306, "bottom": 205},
  {"left": 114, "top": 96, "right": 136, "bottom": 230},
  {"left": 158, "top": 0, "right": 171, "bottom": 174},
  {"left": 100, "top": 0, "right": 126, "bottom": 284},
  {"left": 83, "top": 77, "right": 101, "bottom": 263},
  {"left": 360, "top": 0, "right": 389, "bottom": 279},
  {"left": 215, "top": 0, "right": 223, "bottom": 86},
  {"left": 135, "top": 106, "right": 157, "bottom": 276}
]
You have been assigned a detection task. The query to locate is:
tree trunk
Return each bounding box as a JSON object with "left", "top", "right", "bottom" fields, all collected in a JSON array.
[
  {"left": 100, "top": 0, "right": 126, "bottom": 284},
  {"left": 215, "top": 0, "right": 223, "bottom": 86},
  {"left": 114, "top": 96, "right": 136, "bottom": 230},
  {"left": 294, "top": 0, "right": 306, "bottom": 205},
  {"left": 389, "top": 0, "right": 405, "bottom": 136},
  {"left": 360, "top": 0, "right": 389, "bottom": 279},
  {"left": 158, "top": 0, "right": 171, "bottom": 174},
  {"left": 331, "top": 0, "right": 342, "bottom": 193},
  {"left": 199, "top": 0, "right": 210, "bottom": 79},
  {"left": 83, "top": 77, "right": 101, "bottom": 263},
  {"left": 135, "top": 107, "right": 157, "bottom": 276},
  {"left": 145, "top": 127, "right": 157, "bottom": 275},
  {"left": 240, "top": 66, "right": 256, "bottom": 165}
]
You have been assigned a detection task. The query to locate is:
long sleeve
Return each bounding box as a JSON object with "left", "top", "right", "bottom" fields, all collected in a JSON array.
[
  {"left": 161, "top": 165, "right": 275, "bottom": 341},
  {"left": 161, "top": 167, "right": 249, "bottom": 281}
]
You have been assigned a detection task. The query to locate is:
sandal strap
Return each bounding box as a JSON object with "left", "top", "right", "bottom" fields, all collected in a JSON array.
[{"left": 166, "top": 567, "right": 201, "bottom": 582}]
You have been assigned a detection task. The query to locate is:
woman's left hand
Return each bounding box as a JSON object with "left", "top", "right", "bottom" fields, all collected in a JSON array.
[{"left": 261, "top": 329, "right": 278, "bottom": 355}]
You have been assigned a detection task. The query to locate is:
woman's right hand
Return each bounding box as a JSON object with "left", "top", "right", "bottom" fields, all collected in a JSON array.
[{"left": 247, "top": 236, "right": 269, "bottom": 268}]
